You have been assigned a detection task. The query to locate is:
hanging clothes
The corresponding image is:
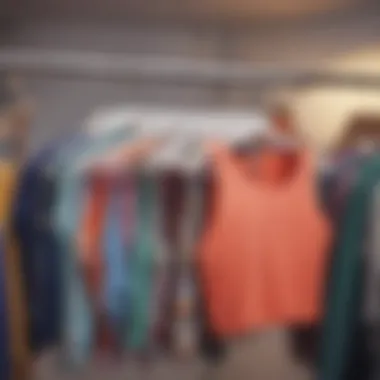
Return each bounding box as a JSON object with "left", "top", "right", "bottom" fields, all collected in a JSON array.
[
  {"left": 0, "top": 160, "right": 30, "bottom": 380},
  {"left": 10, "top": 121, "right": 366, "bottom": 379},
  {"left": 172, "top": 172, "right": 204, "bottom": 358},
  {"left": 12, "top": 132, "right": 87, "bottom": 352},
  {"left": 16, "top": 151, "right": 62, "bottom": 351},
  {"left": 364, "top": 183, "right": 380, "bottom": 326},
  {"left": 102, "top": 175, "right": 136, "bottom": 352},
  {"left": 78, "top": 173, "right": 113, "bottom": 351},
  {"left": 152, "top": 171, "right": 186, "bottom": 352},
  {"left": 128, "top": 174, "right": 158, "bottom": 351},
  {"left": 318, "top": 154, "right": 380, "bottom": 380},
  {"left": 364, "top": 182, "right": 380, "bottom": 380},
  {"left": 322, "top": 149, "right": 370, "bottom": 224},
  {"left": 196, "top": 171, "right": 227, "bottom": 363},
  {"left": 0, "top": 235, "right": 10, "bottom": 380},
  {"left": 11, "top": 161, "right": 40, "bottom": 350},
  {"left": 126, "top": 174, "right": 156, "bottom": 351},
  {"left": 198, "top": 143, "right": 331, "bottom": 336},
  {"left": 53, "top": 127, "right": 134, "bottom": 369},
  {"left": 146, "top": 171, "right": 169, "bottom": 356}
]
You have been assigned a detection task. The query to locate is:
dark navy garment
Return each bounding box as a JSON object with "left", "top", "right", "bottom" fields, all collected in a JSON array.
[
  {"left": 30, "top": 170, "right": 61, "bottom": 351},
  {"left": 13, "top": 151, "right": 51, "bottom": 351},
  {"left": 12, "top": 133, "right": 84, "bottom": 353},
  {"left": 0, "top": 235, "right": 10, "bottom": 380}
]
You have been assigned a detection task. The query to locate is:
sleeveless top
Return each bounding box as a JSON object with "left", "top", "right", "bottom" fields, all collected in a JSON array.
[{"left": 198, "top": 144, "right": 332, "bottom": 337}]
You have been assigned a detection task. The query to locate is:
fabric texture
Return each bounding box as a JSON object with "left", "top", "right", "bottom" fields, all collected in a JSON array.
[
  {"left": 102, "top": 175, "right": 134, "bottom": 350},
  {"left": 54, "top": 127, "right": 134, "bottom": 368},
  {"left": 199, "top": 145, "right": 331, "bottom": 336},
  {"left": 0, "top": 162, "right": 31, "bottom": 380},
  {"left": 364, "top": 183, "right": 380, "bottom": 325},
  {"left": 128, "top": 175, "right": 157, "bottom": 351},
  {"left": 318, "top": 154, "right": 380, "bottom": 380},
  {"left": 0, "top": 234, "right": 10, "bottom": 380},
  {"left": 172, "top": 173, "right": 203, "bottom": 358},
  {"left": 152, "top": 172, "right": 186, "bottom": 352},
  {"left": 31, "top": 169, "right": 62, "bottom": 350},
  {"left": 321, "top": 150, "right": 366, "bottom": 224},
  {"left": 78, "top": 174, "right": 113, "bottom": 350},
  {"left": 12, "top": 133, "right": 84, "bottom": 353}
]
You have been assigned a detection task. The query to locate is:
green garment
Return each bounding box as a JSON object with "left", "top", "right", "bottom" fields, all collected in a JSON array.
[
  {"left": 319, "top": 155, "right": 380, "bottom": 380},
  {"left": 128, "top": 174, "right": 157, "bottom": 350}
]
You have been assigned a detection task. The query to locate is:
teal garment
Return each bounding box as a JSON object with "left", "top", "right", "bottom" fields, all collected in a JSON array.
[
  {"left": 55, "top": 172, "right": 93, "bottom": 369},
  {"left": 54, "top": 127, "right": 135, "bottom": 368},
  {"left": 127, "top": 175, "right": 157, "bottom": 350},
  {"left": 318, "top": 155, "right": 380, "bottom": 380}
]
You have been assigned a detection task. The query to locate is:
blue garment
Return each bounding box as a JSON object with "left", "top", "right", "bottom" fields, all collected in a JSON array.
[
  {"left": 103, "top": 178, "right": 131, "bottom": 347},
  {"left": 54, "top": 126, "right": 135, "bottom": 368},
  {"left": 0, "top": 235, "right": 10, "bottom": 380}
]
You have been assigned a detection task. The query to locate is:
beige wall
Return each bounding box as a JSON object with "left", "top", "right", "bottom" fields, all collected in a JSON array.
[
  {"left": 282, "top": 48, "right": 380, "bottom": 150},
  {"left": 290, "top": 87, "right": 380, "bottom": 149}
]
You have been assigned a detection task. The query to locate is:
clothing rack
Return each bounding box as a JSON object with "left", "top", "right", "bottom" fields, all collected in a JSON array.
[
  {"left": 85, "top": 105, "right": 267, "bottom": 138},
  {"left": 83, "top": 105, "right": 269, "bottom": 172},
  {"left": 10, "top": 104, "right": 380, "bottom": 380},
  {"left": 1, "top": 48, "right": 380, "bottom": 89}
]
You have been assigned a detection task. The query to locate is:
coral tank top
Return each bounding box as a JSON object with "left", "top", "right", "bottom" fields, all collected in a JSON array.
[{"left": 198, "top": 144, "right": 331, "bottom": 337}]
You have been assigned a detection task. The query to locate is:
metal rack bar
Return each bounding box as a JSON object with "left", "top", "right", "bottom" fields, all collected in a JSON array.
[{"left": 0, "top": 48, "right": 380, "bottom": 88}]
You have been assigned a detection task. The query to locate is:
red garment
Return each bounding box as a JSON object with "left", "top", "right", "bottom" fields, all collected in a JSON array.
[
  {"left": 198, "top": 144, "right": 332, "bottom": 336},
  {"left": 78, "top": 174, "right": 113, "bottom": 350}
]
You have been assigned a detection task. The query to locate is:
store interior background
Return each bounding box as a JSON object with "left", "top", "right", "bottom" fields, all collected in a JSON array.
[
  {"left": 1, "top": 1, "right": 380, "bottom": 379},
  {"left": 1, "top": 0, "right": 380, "bottom": 151}
]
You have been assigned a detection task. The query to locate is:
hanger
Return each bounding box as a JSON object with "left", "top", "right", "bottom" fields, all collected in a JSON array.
[
  {"left": 175, "top": 133, "right": 206, "bottom": 175},
  {"left": 78, "top": 135, "right": 166, "bottom": 174},
  {"left": 232, "top": 129, "right": 299, "bottom": 157},
  {"left": 85, "top": 105, "right": 180, "bottom": 138},
  {"left": 145, "top": 131, "right": 185, "bottom": 173},
  {"left": 84, "top": 106, "right": 141, "bottom": 138}
]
